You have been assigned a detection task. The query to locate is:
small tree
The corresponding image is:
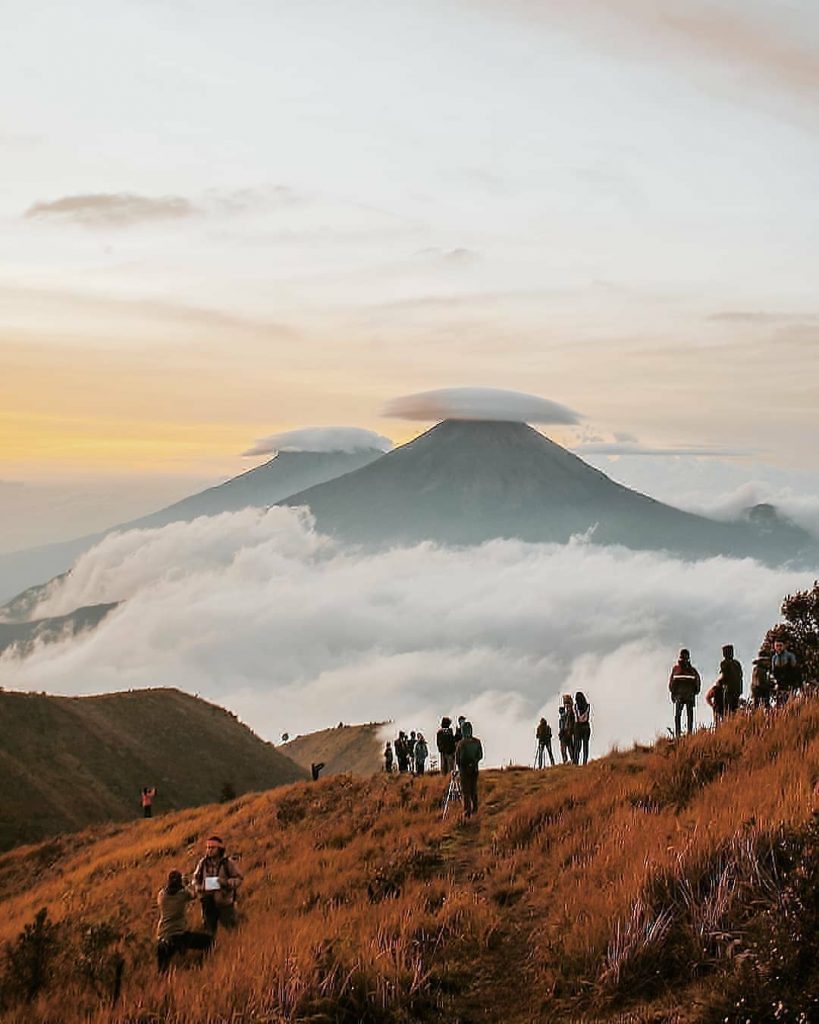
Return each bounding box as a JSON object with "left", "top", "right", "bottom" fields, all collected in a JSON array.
[
  {"left": 220, "top": 781, "right": 237, "bottom": 803},
  {"left": 761, "top": 580, "right": 819, "bottom": 684},
  {"left": 2, "top": 908, "right": 61, "bottom": 1003}
]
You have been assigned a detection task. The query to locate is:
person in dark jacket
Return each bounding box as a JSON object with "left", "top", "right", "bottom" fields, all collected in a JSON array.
[
  {"left": 535, "top": 717, "right": 555, "bottom": 768},
  {"left": 669, "top": 649, "right": 701, "bottom": 737},
  {"left": 395, "top": 732, "right": 410, "bottom": 773},
  {"left": 414, "top": 733, "right": 429, "bottom": 775},
  {"left": 384, "top": 742, "right": 394, "bottom": 773},
  {"left": 156, "top": 870, "right": 212, "bottom": 973},
  {"left": 771, "top": 639, "right": 799, "bottom": 702},
  {"left": 558, "top": 695, "right": 575, "bottom": 763},
  {"left": 193, "top": 835, "right": 243, "bottom": 935},
  {"left": 719, "top": 644, "right": 743, "bottom": 714},
  {"left": 455, "top": 722, "right": 483, "bottom": 819},
  {"left": 751, "top": 657, "right": 772, "bottom": 709},
  {"left": 436, "top": 717, "right": 457, "bottom": 774},
  {"left": 573, "top": 693, "right": 591, "bottom": 765}
]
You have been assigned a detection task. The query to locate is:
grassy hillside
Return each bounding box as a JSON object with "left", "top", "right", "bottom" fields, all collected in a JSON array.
[
  {"left": 0, "top": 688, "right": 306, "bottom": 850},
  {"left": 281, "top": 721, "right": 386, "bottom": 776},
  {"left": 0, "top": 698, "right": 818, "bottom": 1023}
]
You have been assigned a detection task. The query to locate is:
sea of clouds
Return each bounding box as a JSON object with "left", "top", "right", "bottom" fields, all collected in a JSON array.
[{"left": 0, "top": 506, "right": 811, "bottom": 765}]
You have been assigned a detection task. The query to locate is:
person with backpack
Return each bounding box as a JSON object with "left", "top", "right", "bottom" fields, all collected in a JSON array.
[
  {"left": 384, "top": 742, "right": 394, "bottom": 773},
  {"left": 141, "top": 786, "right": 157, "bottom": 819},
  {"left": 573, "top": 693, "right": 591, "bottom": 765},
  {"left": 414, "top": 733, "right": 429, "bottom": 775},
  {"left": 751, "top": 656, "right": 772, "bottom": 709},
  {"left": 719, "top": 644, "right": 743, "bottom": 714},
  {"left": 193, "top": 835, "right": 243, "bottom": 935},
  {"left": 455, "top": 721, "right": 483, "bottom": 819},
  {"left": 436, "top": 717, "right": 457, "bottom": 774},
  {"left": 535, "top": 717, "right": 555, "bottom": 768},
  {"left": 558, "top": 695, "right": 575, "bottom": 763},
  {"left": 669, "top": 648, "right": 701, "bottom": 737},
  {"left": 771, "top": 639, "right": 799, "bottom": 703},
  {"left": 705, "top": 675, "right": 726, "bottom": 726},
  {"left": 156, "top": 870, "right": 213, "bottom": 973}
]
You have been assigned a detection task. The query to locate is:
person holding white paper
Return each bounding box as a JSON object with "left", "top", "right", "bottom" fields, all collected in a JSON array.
[{"left": 193, "top": 835, "right": 243, "bottom": 935}]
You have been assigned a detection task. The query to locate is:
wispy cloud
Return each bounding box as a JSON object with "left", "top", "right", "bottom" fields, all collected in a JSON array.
[
  {"left": 24, "top": 192, "right": 198, "bottom": 227},
  {"left": 708, "top": 311, "right": 819, "bottom": 325},
  {"left": 573, "top": 442, "right": 751, "bottom": 458}
]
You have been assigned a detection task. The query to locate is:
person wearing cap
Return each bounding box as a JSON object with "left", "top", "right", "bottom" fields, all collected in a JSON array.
[
  {"left": 156, "top": 870, "right": 212, "bottom": 973},
  {"left": 718, "top": 644, "right": 743, "bottom": 714},
  {"left": 193, "top": 835, "right": 243, "bottom": 935},
  {"left": 669, "top": 649, "right": 701, "bottom": 737}
]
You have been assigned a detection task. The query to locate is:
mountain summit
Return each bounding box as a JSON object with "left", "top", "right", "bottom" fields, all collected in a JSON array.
[{"left": 281, "top": 420, "right": 816, "bottom": 562}]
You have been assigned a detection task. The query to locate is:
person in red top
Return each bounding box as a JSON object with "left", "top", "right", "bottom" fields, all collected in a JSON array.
[
  {"left": 669, "top": 649, "right": 701, "bottom": 738},
  {"left": 141, "top": 786, "right": 157, "bottom": 818}
]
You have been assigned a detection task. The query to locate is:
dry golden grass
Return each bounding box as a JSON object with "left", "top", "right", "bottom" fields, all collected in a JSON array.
[{"left": 2, "top": 698, "right": 818, "bottom": 1023}]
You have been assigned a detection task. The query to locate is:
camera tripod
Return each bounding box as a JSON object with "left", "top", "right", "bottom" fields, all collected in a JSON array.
[{"left": 441, "top": 770, "right": 462, "bottom": 819}]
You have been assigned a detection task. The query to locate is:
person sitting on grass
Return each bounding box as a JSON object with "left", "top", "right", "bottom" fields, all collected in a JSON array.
[{"left": 156, "top": 870, "right": 213, "bottom": 974}]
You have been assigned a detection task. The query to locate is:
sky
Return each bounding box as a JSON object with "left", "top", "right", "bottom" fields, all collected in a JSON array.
[{"left": 1, "top": 0, "right": 818, "bottom": 544}]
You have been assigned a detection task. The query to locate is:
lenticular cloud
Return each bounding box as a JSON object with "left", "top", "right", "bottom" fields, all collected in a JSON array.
[
  {"left": 243, "top": 426, "right": 393, "bottom": 457},
  {"left": 0, "top": 508, "right": 805, "bottom": 765},
  {"left": 382, "top": 387, "right": 582, "bottom": 424}
]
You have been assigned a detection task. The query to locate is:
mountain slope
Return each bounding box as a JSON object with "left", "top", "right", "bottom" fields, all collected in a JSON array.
[
  {"left": 281, "top": 420, "right": 817, "bottom": 563},
  {"left": 0, "top": 602, "right": 118, "bottom": 656},
  {"left": 281, "top": 722, "right": 385, "bottom": 776},
  {"left": 0, "top": 701, "right": 817, "bottom": 1022},
  {"left": 0, "top": 687, "right": 306, "bottom": 850},
  {"left": 0, "top": 449, "right": 386, "bottom": 606}
]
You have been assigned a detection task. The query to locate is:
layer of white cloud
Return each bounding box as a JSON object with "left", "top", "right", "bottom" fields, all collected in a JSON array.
[
  {"left": 2, "top": 508, "right": 808, "bottom": 765},
  {"left": 242, "top": 427, "right": 393, "bottom": 457},
  {"left": 383, "top": 387, "right": 582, "bottom": 425}
]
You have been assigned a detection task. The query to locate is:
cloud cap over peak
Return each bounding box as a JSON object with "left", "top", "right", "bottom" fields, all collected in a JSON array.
[
  {"left": 243, "top": 426, "right": 394, "bottom": 457},
  {"left": 383, "top": 387, "right": 582, "bottom": 425}
]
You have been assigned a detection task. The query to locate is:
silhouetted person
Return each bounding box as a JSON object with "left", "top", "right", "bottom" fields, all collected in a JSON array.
[
  {"left": 771, "top": 639, "right": 799, "bottom": 703},
  {"left": 193, "top": 835, "right": 243, "bottom": 935},
  {"left": 408, "top": 732, "right": 417, "bottom": 773},
  {"left": 573, "top": 692, "right": 591, "bottom": 765},
  {"left": 719, "top": 644, "right": 743, "bottom": 714},
  {"left": 395, "top": 732, "right": 410, "bottom": 773},
  {"left": 706, "top": 675, "right": 726, "bottom": 726},
  {"left": 455, "top": 721, "right": 483, "bottom": 819},
  {"left": 558, "top": 695, "right": 575, "bottom": 763},
  {"left": 156, "top": 870, "right": 212, "bottom": 973},
  {"left": 384, "top": 743, "right": 394, "bottom": 773},
  {"left": 436, "top": 717, "right": 457, "bottom": 774},
  {"left": 141, "top": 786, "right": 157, "bottom": 819},
  {"left": 455, "top": 716, "right": 466, "bottom": 741},
  {"left": 414, "top": 733, "right": 429, "bottom": 775},
  {"left": 311, "top": 762, "right": 325, "bottom": 781},
  {"left": 751, "top": 657, "right": 772, "bottom": 709},
  {"left": 535, "top": 717, "right": 555, "bottom": 768},
  {"left": 669, "top": 648, "right": 701, "bottom": 737}
]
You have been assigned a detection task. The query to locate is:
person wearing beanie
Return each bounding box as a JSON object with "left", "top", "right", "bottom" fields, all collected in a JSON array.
[
  {"left": 156, "top": 869, "right": 213, "bottom": 973},
  {"left": 669, "top": 648, "right": 701, "bottom": 737}
]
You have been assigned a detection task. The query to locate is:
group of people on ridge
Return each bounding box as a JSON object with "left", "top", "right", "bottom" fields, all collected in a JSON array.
[
  {"left": 669, "top": 639, "right": 801, "bottom": 737},
  {"left": 383, "top": 716, "right": 484, "bottom": 818},
  {"left": 535, "top": 691, "right": 592, "bottom": 768},
  {"left": 155, "top": 834, "right": 243, "bottom": 973}
]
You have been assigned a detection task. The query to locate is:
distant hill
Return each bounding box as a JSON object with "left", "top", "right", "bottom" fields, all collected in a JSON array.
[
  {"left": 0, "top": 687, "right": 306, "bottom": 850},
  {"left": 281, "top": 722, "right": 386, "bottom": 776},
  {"left": 0, "top": 602, "right": 117, "bottom": 656},
  {"left": 0, "top": 700, "right": 818, "bottom": 1022},
  {"left": 0, "top": 448, "right": 386, "bottom": 605},
  {"left": 281, "top": 420, "right": 818, "bottom": 564}
]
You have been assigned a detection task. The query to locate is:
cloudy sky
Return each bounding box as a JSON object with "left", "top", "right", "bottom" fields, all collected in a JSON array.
[{"left": 2, "top": 0, "right": 818, "bottom": 546}]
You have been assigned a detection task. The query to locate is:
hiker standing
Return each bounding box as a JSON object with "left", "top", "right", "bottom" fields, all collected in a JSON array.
[
  {"left": 535, "top": 717, "right": 555, "bottom": 768},
  {"left": 669, "top": 648, "right": 701, "bottom": 737},
  {"left": 193, "top": 835, "right": 243, "bottom": 935},
  {"left": 141, "top": 787, "right": 157, "bottom": 819},
  {"left": 384, "top": 742, "right": 394, "bottom": 773},
  {"left": 705, "top": 675, "right": 726, "bottom": 726},
  {"left": 558, "top": 695, "right": 576, "bottom": 763},
  {"left": 455, "top": 722, "right": 483, "bottom": 819},
  {"left": 395, "top": 732, "right": 409, "bottom": 773},
  {"left": 455, "top": 716, "right": 467, "bottom": 742},
  {"left": 436, "top": 717, "right": 457, "bottom": 774},
  {"left": 156, "top": 870, "right": 212, "bottom": 973},
  {"left": 414, "top": 733, "right": 429, "bottom": 775},
  {"left": 573, "top": 693, "right": 591, "bottom": 765},
  {"left": 751, "top": 657, "right": 772, "bottom": 709},
  {"left": 408, "top": 732, "right": 418, "bottom": 774},
  {"left": 719, "top": 644, "right": 743, "bottom": 714},
  {"left": 771, "top": 639, "right": 799, "bottom": 703}
]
